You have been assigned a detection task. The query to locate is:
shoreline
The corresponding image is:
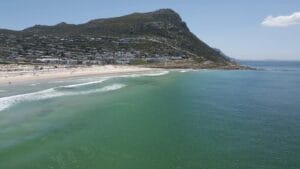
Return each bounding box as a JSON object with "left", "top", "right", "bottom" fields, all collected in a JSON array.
[
  {"left": 0, "top": 63, "right": 253, "bottom": 86},
  {"left": 0, "top": 64, "right": 161, "bottom": 86}
]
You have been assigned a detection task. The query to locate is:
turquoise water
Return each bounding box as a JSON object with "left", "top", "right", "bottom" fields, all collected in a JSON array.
[{"left": 0, "top": 62, "right": 300, "bottom": 169}]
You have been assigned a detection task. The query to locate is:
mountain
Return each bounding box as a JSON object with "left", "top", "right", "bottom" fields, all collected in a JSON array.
[{"left": 0, "top": 9, "right": 241, "bottom": 68}]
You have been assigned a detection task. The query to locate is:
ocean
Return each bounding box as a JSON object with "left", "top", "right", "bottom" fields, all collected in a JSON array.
[{"left": 0, "top": 61, "right": 299, "bottom": 169}]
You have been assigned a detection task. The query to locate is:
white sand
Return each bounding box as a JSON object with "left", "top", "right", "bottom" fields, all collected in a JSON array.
[{"left": 0, "top": 64, "right": 158, "bottom": 85}]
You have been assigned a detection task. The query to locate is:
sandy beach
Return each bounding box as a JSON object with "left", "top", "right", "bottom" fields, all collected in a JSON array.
[{"left": 0, "top": 64, "right": 158, "bottom": 85}]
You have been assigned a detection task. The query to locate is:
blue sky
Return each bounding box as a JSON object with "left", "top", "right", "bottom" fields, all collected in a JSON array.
[{"left": 0, "top": 0, "right": 299, "bottom": 60}]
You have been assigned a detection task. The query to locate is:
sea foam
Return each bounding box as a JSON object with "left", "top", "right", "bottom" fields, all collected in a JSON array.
[
  {"left": 143, "top": 70, "right": 170, "bottom": 76},
  {"left": 62, "top": 78, "right": 108, "bottom": 88},
  {"left": 0, "top": 83, "right": 126, "bottom": 112},
  {"left": 0, "top": 70, "right": 169, "bottom": 112},
  {"left": 120, "top": 70, "right": 170, "bottom": 78}
]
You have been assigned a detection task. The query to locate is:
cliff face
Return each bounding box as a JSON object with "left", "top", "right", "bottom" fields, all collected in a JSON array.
[{"left": 0, "top": 9, "right": 237, "bottom": 68}]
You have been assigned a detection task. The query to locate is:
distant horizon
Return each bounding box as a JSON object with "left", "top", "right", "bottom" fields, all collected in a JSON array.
[
  {"left": 238, "top": 58, "right": 300, "bottom": 61},
  {"left": 0, "top": 0, "right": 299, "bottom": 60}
]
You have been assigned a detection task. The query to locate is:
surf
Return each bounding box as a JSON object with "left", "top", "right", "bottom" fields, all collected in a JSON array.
[
  {"left": 0, "top": 83, "right": 126, "bottom": 112},
  {"left": 62, "top": 78, "right": 108, "bottom": 88}
]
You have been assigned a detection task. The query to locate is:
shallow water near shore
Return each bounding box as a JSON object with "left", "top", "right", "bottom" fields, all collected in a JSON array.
[{"left": 0, "top": 62, "right": 300, "bottom": 169}]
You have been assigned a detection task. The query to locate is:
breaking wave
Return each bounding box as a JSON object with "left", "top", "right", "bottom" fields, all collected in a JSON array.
[
  {"left": 143, "top": 70, "right": 170, "bottom": 76},
  {"left": 62, "top": 78, "right": 108, "bottom": 88},
  {"left": 179, "top": 69, "right": 194, "bottom": 73},
  {"left": 120, "top": 70, "right": 170, "bottom": 78},
  {"left": 30, "top": 83, "right": 40, "bottom": 86},
  {"left": 0, "top": 70, "right": 171, "bottom": 112},
  {"left": 0, "top": 83, "right": 126, "bottom": 112}
]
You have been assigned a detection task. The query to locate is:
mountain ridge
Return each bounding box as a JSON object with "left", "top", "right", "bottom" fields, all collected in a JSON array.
[{"left": 0, "top": 9, "right": 243, "bottom": 69}]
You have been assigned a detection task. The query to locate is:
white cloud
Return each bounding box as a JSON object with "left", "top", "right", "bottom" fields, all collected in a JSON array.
[{"left": 262, "top": 12, "right": 300, "bottom": 27}]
